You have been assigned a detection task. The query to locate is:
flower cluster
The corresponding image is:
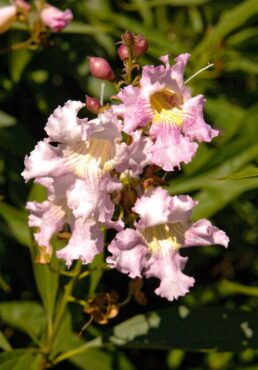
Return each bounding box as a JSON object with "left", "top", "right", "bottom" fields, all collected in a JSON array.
[{"left": 22, "top": 33, "right": 229, "bottom": 301}]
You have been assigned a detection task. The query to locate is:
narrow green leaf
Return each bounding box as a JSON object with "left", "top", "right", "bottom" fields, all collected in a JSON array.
[
  {"left": 28, "top": 183, "right": 59, "bottom": 322},
  {"left": 51, "top": 310, "right": 136, "bottom": 370},
  {"left": 107, "top": 307, "right": 258, "bottom": 351},
  {"left": 0, "top": 349, "right": 27, "bottom": 370},
  {"left": 217, "top": 167, "right": 258, "bottom": 180},
  {"left": 168, "top": 142, "right": 258, "bottom": 194},
  {"left": 0, "top": 201, "right": 31, "bottom": 247},
  {"left": 57, "top": 307, "right": 258, "bottom": 353},
  {"left": 9, "top": 49, "right": 33, "bottom": 83},
  {"left": 144, "top": 0, "right": 210, "bottom": 6},
  {"left": 0, "top": 331, "right": 12, "bottom": 351},
  {"left": 0, "top": 350, "right": 44, "bottom": 370},
  {"left": 31, "top": 253, "right": 59, "bottom": 327},
  {"left": 63, "top": 21, "right": 111, "bottom": 34},
  {"left": 218, "top": 280, "right": 258, "bottom": 297},
  {"left": 192, "top": 177, "right": 258, "bottom": 219},
  {"left": 13, "top": 351, "right": 44, "bottom": 370},
  {"left": 0, "top": 111, "right": 16, "bottom": 128},
  {"left": 227, "top": 27, "right": 258, "bottom": 46},
  {"left": 0, "top": 302, "right": 45, "bottom": 343},
  {"left": 89, "top": 253, "right": 104, "bottom": 297},
  {"left": 193, "top": 0, "right": 258, "bottom": 60}
]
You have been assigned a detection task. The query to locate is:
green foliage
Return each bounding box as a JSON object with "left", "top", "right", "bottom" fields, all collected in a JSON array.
[{"left": 0, "top": 0, "right": 258, "bottom": 369}]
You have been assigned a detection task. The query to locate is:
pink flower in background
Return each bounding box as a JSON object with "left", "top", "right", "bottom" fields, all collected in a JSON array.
[
  {"left": 115, "top": 54, "right": 219, "bottom": 171},
  {"left": 40, "top": 5, "right": 73, "bottom": 32},
  {"left": 107, "top": 187, "right": 229, "bottom": 301}
]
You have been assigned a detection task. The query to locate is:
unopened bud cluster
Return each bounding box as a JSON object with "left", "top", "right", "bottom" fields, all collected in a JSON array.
[{"left": 118, "top": 32, "right": 148, "bottom": 61}]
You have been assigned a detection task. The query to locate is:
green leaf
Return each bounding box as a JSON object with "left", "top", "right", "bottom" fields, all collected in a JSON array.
[
  {"left": 12, "top": 351, "right": 44, "bottom": 370},
  {"left": 0, "top": 111, "right": 16, "bottom": 128},
  {"left": 192, "top": 177, "right": 258, "bottom": 219},
  {"left": 27, "top": 183, "right": 59, "bottom": 323},
  {"left": 217, "top": 167, "right": 258, "bottom": 180},
  {"left": 31, "top": 253, "right": 59, "bottom": 327},
  {"left": 0, "top": 331, "right": 12, "bottom": 351},
  {"left": 0, "top": 302, "right": 45, "bottom": 344},
  {"left": 0, "top": 350, "right": 44, "bottom": 370},
  {"left": 0, "top": 201, "right": 31, "bottom": 247},
  {"left": 0, "top": 349, "right": 27, "bottom": 370},
  {"left": 63, "top": 21, "right": 111, "bottom": 34},
  {"left": 51, "top": 310, "right": 136, "bottom": 370},
  {"left": 56, "top": 307, "right": 258, "bottom": 353},
  {"left": 218, "top": 280, "right": 258, "bottom": 297},
  {"left": 9, "top": 49, "right": 33, "bottom": 83},
  {"left": 107, "top": 307, "right": 258, "bottom": 351},
  {"left": 193, "top": 0, "right": 258, "bottom": 61},
  {"left": 89, "top": 253, "right": 104, "bottom": 297},
  {"left": 69, "top": 348, "right": 136, "bottom": 370}
]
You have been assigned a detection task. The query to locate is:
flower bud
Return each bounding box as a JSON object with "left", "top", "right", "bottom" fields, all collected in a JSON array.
[
  {"left": 85, "top": 95, "right": 101, "bottom": 114},
  {"left": 15, "top": 0, "right": 31, "bottom": 12},
  {"left": 0, "top": 5, "right": 17, "bottom": 34},
  {"left": 40, "top": 5, "right": 73, "bottom": 32},
  {"left": 117, "top": 44, "right": 129, "bottom": 61},
  {"left": 133, "top": 35, "right": 148, "bottom": 58},
  {"left": 121, "top": 31, "right": 134, "bottom": 46},
  {"left": 88, "top": 57, "right": 115, "bottom": 81}
]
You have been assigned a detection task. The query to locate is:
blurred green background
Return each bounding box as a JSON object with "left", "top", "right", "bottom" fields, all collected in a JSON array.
[{"left": 0, "top": 0, "right": 258, "bottom": 369}]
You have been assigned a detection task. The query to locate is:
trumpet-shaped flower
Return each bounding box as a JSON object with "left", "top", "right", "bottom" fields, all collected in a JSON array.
[
  {"left": 22, "top": 101, "right": 127, "bottom": 182},
  {"left": 107, "top": 187, "right": 229, "bottom": 301},
  {"left": 115, "top": 54, "right": 219, "bottom": 171}
]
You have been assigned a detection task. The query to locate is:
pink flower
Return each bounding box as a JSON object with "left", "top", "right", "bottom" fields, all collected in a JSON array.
[
  {"left": 56, "top": 219, "right": 104, "bottom": 267},
  {"left": 115, "top": 54, "right": 219, "bottom": 171},
  {"left": 22, "top": 102, "right": 126, "bottom": 182},
  {"left": 107, "top": 187, "right": 229, "bottom": 301},
  {"left": 40, "top": 5, "right": 73, "bottom": 32},
  {"left": 67, "top": 174, "right": 122, "bottom": 227},
  {"left": 0, "top": 5, "right": 17, "bottom": 34},
  {"left": 26, "top": 174, "right": 75, "bottom": 255}
]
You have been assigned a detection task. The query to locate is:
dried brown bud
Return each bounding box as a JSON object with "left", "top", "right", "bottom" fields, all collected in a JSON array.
[
  {"left": 85, "top": 95, "right": 101, "bottom": 114},
  {"left": 88, "top": 56, "right": 115, "bottom": 81},
  {"left": 117, "top": 44, "right": 129, "bottom": 61},
  {"left": 133, "top": 35, "right": 148, "bottom": 58},
  {"left": 84, "top": 292, "right": 120, "bottom": 324},
  {"left": 121, "top": 31, "right": 134, "bottom": 46}
]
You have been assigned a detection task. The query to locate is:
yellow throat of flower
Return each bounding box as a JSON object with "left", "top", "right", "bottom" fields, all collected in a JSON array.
[
  {"left": 141, "top": 223, "right": 187, "bottom": 253},
  {"left": 63, "top": 138, "right": 115, "bottom": 178},
  {"left": 150, "top": 89, "right": 185, "bottom": 127}
]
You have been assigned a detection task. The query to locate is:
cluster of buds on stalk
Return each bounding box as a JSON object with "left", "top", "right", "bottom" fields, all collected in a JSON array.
[
  {"left": 22, "top": 32, "right": 229, "bottom": 306},
  {"left": 0, "top": 1, "right": 73, "bottom": 52}
]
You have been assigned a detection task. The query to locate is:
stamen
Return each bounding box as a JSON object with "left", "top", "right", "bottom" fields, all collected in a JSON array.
[{"left": 185, "top": 63, "right": 214, "bottom": 84}]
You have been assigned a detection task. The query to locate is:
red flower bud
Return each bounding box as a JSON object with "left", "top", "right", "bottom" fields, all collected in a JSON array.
[
  {"left": 133, "top": 35, "right": 148, "bottom": 58},
  {"left": 117, "top": 44, "right": 129, "bottom": 61},
  {"left": 85, "top": 95, "right": 101, "bottom": 114},
  {"left": 88, "top": 57, "right": 115, "bottom": 81}
]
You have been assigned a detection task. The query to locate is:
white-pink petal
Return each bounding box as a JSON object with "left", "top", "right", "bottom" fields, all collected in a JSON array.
[
  {"left": 56, "top": 219, "right": 104, "bottom": 267},
  {"left": 107, "top": 229, "right": 148, "bottom": 278},
  {"left": 45, "top": 100, "right": 86, "bottom": 144},
  {"left": 184, "top": 219, "right": 229, "bottom": 248}
]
